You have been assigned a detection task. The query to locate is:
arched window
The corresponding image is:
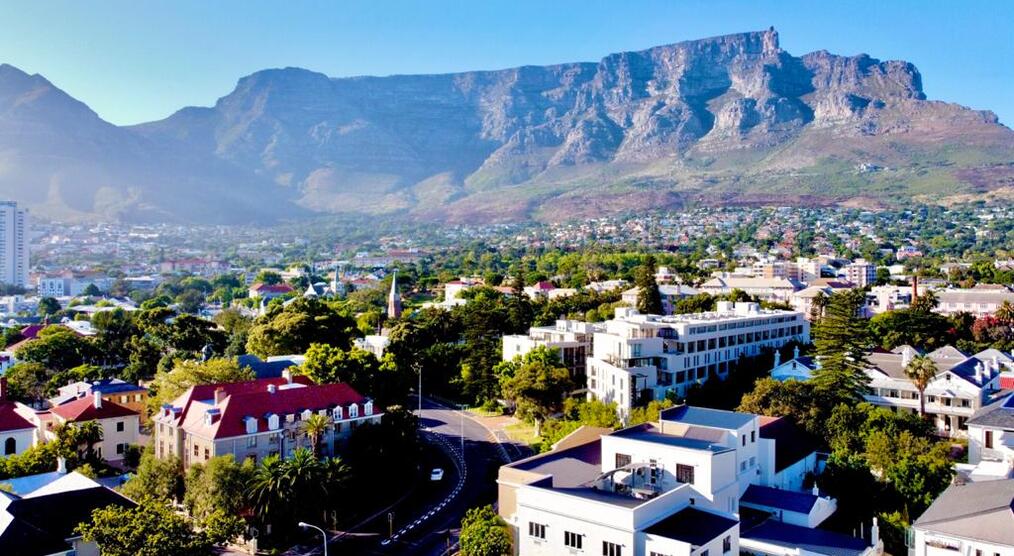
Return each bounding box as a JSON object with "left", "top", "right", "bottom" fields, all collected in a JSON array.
[{"left": 4, "top": 437, "right": 15, "bottom": 455}]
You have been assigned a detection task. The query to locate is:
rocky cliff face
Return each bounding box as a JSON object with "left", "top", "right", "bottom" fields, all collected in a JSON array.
[{"left": 1, "top": 29, "right": 1011, "bottom": 223}]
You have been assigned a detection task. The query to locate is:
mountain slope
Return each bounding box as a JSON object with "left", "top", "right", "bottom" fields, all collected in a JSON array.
[{"left": 4, "top": 29, "right": 1014, "bottom": 223}]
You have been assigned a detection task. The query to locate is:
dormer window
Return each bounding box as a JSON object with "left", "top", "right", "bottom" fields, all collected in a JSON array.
[
  {"left": 204, "top": 408, "right": 220, "bottom": 426},
  {"left": 244, "top": 416, "right": 258, "bottom": 434},
  {"left": 349, "top": 403, "right": 359, "bottom": 419},
  {"left": 333, "top": 406, "right": 344, "bottom": 420},
  {"left": 266, "top": 413, "right": 280, "bottom": 430},
  {"left": 364, "top": 401, "right": 373, "bottom": 416},
  {"left": 301, "top": 409, "right": 313, "bottom": 421}
]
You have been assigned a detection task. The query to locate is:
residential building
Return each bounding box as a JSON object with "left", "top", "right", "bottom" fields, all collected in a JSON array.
[
  {"left": 844, "top": 259, "right": 876, "bottom": 288},
  {"left": 699, "top": 276, "right": 803, "bottom": 302},
  {"left": 51, "top": 379, "right": 148, "bottom": 421},
  {"left": 248, "top": 282, "right": 294, "bottom": 300},
  {"left": 0, "top": 468, "right": 136, "bottom": 555},
  {"left": 935, "top": 286, "right": 1014, "bottom": 317},
  {"left": 0, "top": 378, "right": 35, "bottom": 456},
  {"left": 621, "top": 284, "right": 701, "bottom": 315},
  {"left": 585, "top": 279, "right": 629, "bottom": 294},
  {"left": 864, "top": 346, "right": 1009, "bottom": 436},
  {"left": 502, "top": 320, "right": 600, "bottom": 383},
  {"left": 497, "top": 405, "right": 875, "bottom": 556},
  {"left": 965, "top": 391, "right": 1014, "bottom": 478},
  {"left": 0, "top": 201, "right": 28, "bottom": 288},
  {"left": 47, "top": 392, "right": 140, "bottom": 462},
  {"left": 587, "top": 304, "right": 809, "bottom": 417},
  {"left": 910, "top": 479, "right": 1014, "bottom": 555},
  {"left": 790, "top": 283, "right": 854, "bottom": 320},
  {"left": 153, "top": 373, "right": 382, "bottom": 468},
  {"left": 769, "top": 347, "right": 819, "bottom": 382}
]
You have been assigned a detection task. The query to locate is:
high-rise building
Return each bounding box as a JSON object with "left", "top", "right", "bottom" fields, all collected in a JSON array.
[{"left": 0, "top": 202, "right": 28, "bottom": 288}]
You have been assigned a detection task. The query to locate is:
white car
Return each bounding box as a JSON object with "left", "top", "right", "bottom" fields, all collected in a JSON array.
[{"left": 430, "top": 468, "right": 444, "bottom": 481}]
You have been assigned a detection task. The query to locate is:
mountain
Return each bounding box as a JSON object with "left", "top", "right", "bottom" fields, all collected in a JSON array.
[{"left": 3, "top": 29, "right": 1013, "bottom": 224}]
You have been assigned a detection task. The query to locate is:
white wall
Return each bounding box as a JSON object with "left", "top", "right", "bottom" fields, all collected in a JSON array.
[
  {"left": 0, "top": 428, "right": 34, "bottom": 456},
  {"left": 95, "top": 416, "right": 140, "bottom": 461}
]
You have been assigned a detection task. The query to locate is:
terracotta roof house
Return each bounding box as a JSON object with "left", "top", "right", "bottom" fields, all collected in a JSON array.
[
  {"left": 0, "top": 378, "right": 35, "bottom": 456},
  {"left": 46, "top": 392, "right": 140, "bottom": 462},
  {"left": 247, "top": 282, "right": 294, "bottom": 300},
  {"left": 154, "top": 373, "right": 381, "bottom": 468}
]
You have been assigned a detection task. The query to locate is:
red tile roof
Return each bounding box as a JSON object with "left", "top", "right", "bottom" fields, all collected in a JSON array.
[
  {"left": 0, "top": 401, "right": 34, "bottom": 432},
  {"left": 165, "top": 376, "right": 376, "bottom": 440},
  {"left": 251, "top": 283, "right": 293, "bottom": 293},
  {"left": 50, "top": 397, "right": 139, "bottom": 422}
]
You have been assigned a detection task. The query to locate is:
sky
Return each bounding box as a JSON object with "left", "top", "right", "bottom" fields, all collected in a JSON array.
[{"left": 1, "top": 0, "right": 1011, "bottom": 126}]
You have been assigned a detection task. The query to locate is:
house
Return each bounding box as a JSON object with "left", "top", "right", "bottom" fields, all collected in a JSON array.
[
  {"left": 47, "top": 392, "right": 140, "bottom": 462},
  {"left": 247, "top": 282, "right": 294, "bottom": 300},
  {"left": 502, "top": 320, "right": 601, "bottom": 386},
  {"left": 934, "top": 286, "right": 1014, "bottom": 317},
  {"left": 864, "top": 346, "right": 1009, "bottom": 437},
  {"left": 587, "top": 304, "right": 809, "bottom": 418},
  {"left": 51, "top": 379, "right": 148, "bottom": 422},
  {"left": 756, "top": 415, "right": 823, "bottom": 493},
  {"left": 0, "top": 467, "right": 136, "bottom": 556},
  {"left": 585, "top": 279, "right": 629, "bottom": 294},
  {"left": 0, "top": 378, "right": 35, "bottom": 456},
  {"left": 790, "top": 283, "right": 854, "bottom": 320},
  {"left": 620, "top": 284, "right": 701, "bottom": 315},
  {"left": 910, "top": 479, "right": 1014, "bottom": 555},
  {"left": 699, "top": 276, "right": 803, "bottom": 302},
  {"left": 769, "top": 347, "right": 820, "bottom": 382},
  {"left": 355, "top": 334, "right": 390, "bottom": 359},
  {"left": 523, "top": 281, "right": 557, "bottom": 299},
  {"left": 153, "top": 373, "right": 382, "bottom": 468},
  {"left": 497, "top": 405, "right": 875, "bottom": 556},
  {"left": 965, "top": 391, "right": 1014, "bottom": 478}
]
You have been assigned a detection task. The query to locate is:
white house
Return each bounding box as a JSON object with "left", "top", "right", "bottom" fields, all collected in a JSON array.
[
  {"left": 965, "top": 391, "right": 1014, "bottom": 479},
  {"left": 47, "top": 392, "right": 140, "bottom": 462},
  {"left": 587, "top": 304, "right": 809, "bottom": 418},
  {"left": 910, "top": 479, "right": 1014, "bottom": 555},
  {"left": 699, "top": 276, "right": 803, "bottom": 302},
  {"left": 0, "top": 379, "right": 35, "bottom": 457}
]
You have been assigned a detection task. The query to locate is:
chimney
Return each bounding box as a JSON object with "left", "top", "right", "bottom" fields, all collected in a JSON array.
[
  {"left": 267, "top": 384, "right": 277, "bottom": 394},
  {"left": 870, "top": 517, "right": 880, "bottom": 547},
  {"left": 772, "top": 350, "right": 781, "bottom": 370},
  {"left": 282, "top": 369, "right": 293, "bottom": 384},
  {"left": 812, "top": 484, "right": 820, "bottom": 497},
  {"left": 93, "top": 391, "right": 102, "bottom": 409},
  {"left": 213, "top": 387, "right": 226, "bottom": 405},
  {"left": 902, "top": 346, "right": 913, "bottom": 367},
  {"left": 57, "top": 456, "right": 67, "bottom": 474}
]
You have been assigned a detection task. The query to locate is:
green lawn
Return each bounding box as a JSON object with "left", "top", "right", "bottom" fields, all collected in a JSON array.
[{"left": 504, "top": 422, "right": 539, "bottom": 446}]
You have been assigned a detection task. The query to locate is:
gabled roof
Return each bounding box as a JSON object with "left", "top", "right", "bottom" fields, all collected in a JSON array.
[
  {"left": 967, "top": 392, "right": 1014, "bottom": 430},
  {"left": 0, "top": 486, "right": 135, "bottom": 555},
  {"left": 660, "top": 405, "right": 756, "bottom": 430},
  {"left": 741, "top": 520, "right": 870, "bottom": 556},
  {"left": 913, "top": 479, "right": 1014, "bottom": 546},
  {"left": 0, "top": 401, "right": 34, "bottom": 433},
  {"left": 49, "top": 397, "right": 138, "bottom": 422},
  {"left": 250, "top": 283, "right": 293, "bottom": 293}
]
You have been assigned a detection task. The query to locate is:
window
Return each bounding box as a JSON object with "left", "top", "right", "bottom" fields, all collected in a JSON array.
[
  {"left": 116, "top": 443, "right": 125, "bottom": 455},
  {"left": 723, "top": 535, "right": 732, "bottom": 553},
  {"left": 985, "top": 430, "right": 994, "bottom": 449},
  {"left": 602, "top": 541, "right": 622, "bottom": 556},
  {"left": 116, "top": 421, "right": 125, "bottom": 432},
  {"left": 4, "top": 437, "right": 15, "bottom": 455},
  {"left": 700, "top": 550, "right": 709, "bottom": 556},
  {"left": 750, "top": 430, "right": 755, "bottom": 443},
  {"left": 247, "top": 436, "right": 257, "bottom": 448},
  {"left": 615, "top": 453, "right": 631, "bottom": 468},
  {"left": 528, "top": 522, "right": 546, "bottom": 539},
  {"left": 675, "top": 463, "right": 694, "bottom": 484},
  {"left": 204, "top": 448, "right": 210, "bottom": 460},
  {"left": 193, "top": 444, "right": 199, "bottom": 457},
  {"left": 564, "top": 531, "right": 583, "bottom": 550},
  {"left": 741, "top": 434, "right": 746, "bottom": 446}
]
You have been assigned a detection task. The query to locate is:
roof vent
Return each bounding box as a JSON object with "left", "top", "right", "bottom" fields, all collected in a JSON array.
[{"left": 267, "top": 384, "right": 277, "bottom": 394}]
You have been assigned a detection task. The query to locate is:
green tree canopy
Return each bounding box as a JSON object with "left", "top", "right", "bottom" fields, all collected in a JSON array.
[
  {"left": 635, "top": 255, "right": 663, "bottom": 315},
  {"left": 77, "top": 500, "right": 243, "bottom": 556},
  {"left": 245, "top": 297, "right": 358, "bottom": 358},
  {"left": 459, "top": 505, "right": 512, "bottom": 556},
  {"left": 147, "top": 358, "right": 253, "bottom": 414},
  {"left": 810, "top": 289, "right": 872, "bottom": 406}
]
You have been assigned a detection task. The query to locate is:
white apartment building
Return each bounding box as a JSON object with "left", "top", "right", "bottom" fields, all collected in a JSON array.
[
  {"left": 503, "top": 320, "right": 601, "bottom": 383},
  {"left": 844, "top": 259, "right": 876, "bottom": 288},
  {"left": 0, "top": 201, "right": 28, "bottom": 288},
  {"left": 699, "top": 276, "right": 803, "bottom": 302},
  {"left": 621, "top": 284, "right": 701, "bottom": 315},
  {"left": 864, "top": 346, "right": 1010, "bottom": 437},
  {"left": 587, "top": 304, "right": 809, "bottom": 417},
  {"left": 935, "top": 287, "right": 1014, "bottom": 317},
  {"left": 498, "top": 405, "right": 873, "bottom": 556}
]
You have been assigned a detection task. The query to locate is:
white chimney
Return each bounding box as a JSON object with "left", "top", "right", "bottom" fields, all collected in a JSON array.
[
  {"left": 812, "top": 484, "right": 820, "bottom": 497},
  {"left": 213, "top": 387, "right": 226, "bottom": 405},
  {"left": 267, "top": 384, "right": 277, "bottom": 394},
  {"left": 282, "top": 369, "right": 293, "bottom": 384},
  {"left": 92, "top": 391, "right": 102, "bottom": 409},
  {"left": 870, "top": 517, "right": 880, "bottom": 547},
  {"left": 902, "top": 347, "right": 913, "bottom": 367},
  {"left": 772, "top": 350, "right": 781, "bottom": 370},
  {"left": 975, "top": 363, "right": 983, "bottom": 383},
  {"left": 57, "top": 456, "right": 67, "bottom": 474}
]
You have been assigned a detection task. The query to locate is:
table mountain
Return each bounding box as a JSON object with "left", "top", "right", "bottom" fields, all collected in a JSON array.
[{"left": 3, "top": 29, "right": 1012, "bottom": 223}]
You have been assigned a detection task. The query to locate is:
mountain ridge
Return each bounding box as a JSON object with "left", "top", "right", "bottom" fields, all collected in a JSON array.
[{"left": 1, "top": 29, "right": 1011, "bottom": 224}]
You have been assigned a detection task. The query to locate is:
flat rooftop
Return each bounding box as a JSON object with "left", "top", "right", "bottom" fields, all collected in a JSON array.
[
  {"left": 508, "top": 440, "right": 602, "bottom": 488},
  {"left": 612, "top": 423, "right": 733, "bottom": 453},
  {"left": 645, "top": 506, "right": 738, "bottom": 545},
  {"left": 661, "top": 405, "right": 756, "bottom": 430}
]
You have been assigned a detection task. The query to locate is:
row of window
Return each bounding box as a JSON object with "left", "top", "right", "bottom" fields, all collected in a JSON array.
[{"left": 529, "top": 522, "right": 623, "bottom": 555}]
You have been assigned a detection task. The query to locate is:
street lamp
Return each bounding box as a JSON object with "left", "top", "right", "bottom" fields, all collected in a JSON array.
[{"left": 298, "top": 521, "right": 327, "bottom": 556}]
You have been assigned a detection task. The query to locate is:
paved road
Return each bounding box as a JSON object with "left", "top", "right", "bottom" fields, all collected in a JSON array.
[{"left": 332, "top": 398, "right": 528, "bottom": 556}]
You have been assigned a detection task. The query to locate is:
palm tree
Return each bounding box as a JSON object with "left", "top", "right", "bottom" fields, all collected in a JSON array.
[
  {"left": 301, "top": 413, "right": 331, "bottom": 457},
  {"left": 904, "top": 354, "right": 938, "bottom": 417},
  {"left": 250, "top": 455, "right": 290, "bottom": 531},
  {"left": 75, "top": 421, "right": 104, "bottom": 460},
  {"left": 996, "top": 300, "right": 1014, "bottom": 325}
]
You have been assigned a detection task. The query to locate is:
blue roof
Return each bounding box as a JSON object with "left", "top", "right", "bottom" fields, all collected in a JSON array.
[
  {"left": 741, "top": 484, "right": 818, "bottom": 514},
  {"left": 89, "top": 379, "right": 145, "bottom": 394},
  {"left": 742, "top": 521, "right": 869, "bottom": 556},
  {"left": 237, "top": 354, "right": 299, "bottom": 379},
  {"left": 660, "top": 405, "right": 755, "bottom": 430},
  {"left": 1, "top": 471, "right": 64, "bottom": 496}
]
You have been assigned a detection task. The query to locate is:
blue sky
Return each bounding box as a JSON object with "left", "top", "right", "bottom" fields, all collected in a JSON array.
[{"left": 1, "top": 0, "right": 1011, "bottom": 126}]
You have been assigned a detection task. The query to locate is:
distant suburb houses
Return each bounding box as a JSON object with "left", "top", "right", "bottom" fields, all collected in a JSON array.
[{"left": 154, "top": 372, "right": 381, "bottom": 468}]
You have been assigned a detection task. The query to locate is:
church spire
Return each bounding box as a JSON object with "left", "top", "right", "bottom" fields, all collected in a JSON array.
[{"left": 387, "top": 269, "right": 402, "bottom": 319}]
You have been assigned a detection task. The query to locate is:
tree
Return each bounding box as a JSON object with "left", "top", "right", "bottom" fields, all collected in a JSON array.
[
  {"left": 3, "top": 362, "right": 49, "bottom": 403},
  {"left": 628, "top": 398, "right": 675, "bottom": 426},
  {"left": 250, "top": 449, "right": 349, "bottom": 535},
  {"left": 15, "top": 326, "right": 94, "bottom": 372},
  {"left": 810, "top": 289, "right": 872, "bottom": 406},
  {"left": 996, "top": 301, "right": 1014, "bottom": 325},
  {"left": 82, "top": 283, "right": 102, "bottom": 296},
  {"left": 245, "top": 297, "right": 358, "bottom": 358},
  {"left": 121, "top": 449, "right": 183, "bottom": 503},
  {"left": 37, "top": 296, "right": 61, "bottom": 316},
  {"left": 301, "top": 413, "right": 331, "bottom": 457},
  {"left": 635, "top": 255, "right": 663, "bottom": 315},
  {"left": 54, "top": 421, "right": 103, "bottom": 462},
  {"left": 147, "top": 358, "right": 253, "bottom": 415},
  {"left": 505, "top": 268, "right": 534, "bottom": 334},
  {"left": 904, "top": 355, "right": 938, "bottom": 417},
  {"left": 459, "top": 505, "right": 512, "bottom": 556},
  {"left": 77, "top": 500, "right": 242, "bottom": 556},
  {"left": 184, "top": 454, "right": 255, "bottom": 520},
  {"left": 500, "top": 348, "right": 573, "bottom": 436},
  {"left": 298, "top": 343, "right": 379, "bottom": 392},
  {"left": 253, "top": 270, "right": 282, "bottom": 285}
]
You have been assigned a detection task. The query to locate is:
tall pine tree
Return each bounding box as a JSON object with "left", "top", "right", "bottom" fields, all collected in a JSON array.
[
  {"left": 811, "top": 288, "right": 872, "bottom": 406},
  {"left": 636, "top": 255, "right": 664, "bottom": 315}
]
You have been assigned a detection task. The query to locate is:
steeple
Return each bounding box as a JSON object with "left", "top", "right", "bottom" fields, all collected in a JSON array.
[{"left": 387, "top": 269, "right": 402, "bottom": 320}]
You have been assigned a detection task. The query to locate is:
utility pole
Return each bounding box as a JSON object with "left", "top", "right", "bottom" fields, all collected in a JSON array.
[{"left": 387, "top": 512, "right": 394, "bottom": 538}]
